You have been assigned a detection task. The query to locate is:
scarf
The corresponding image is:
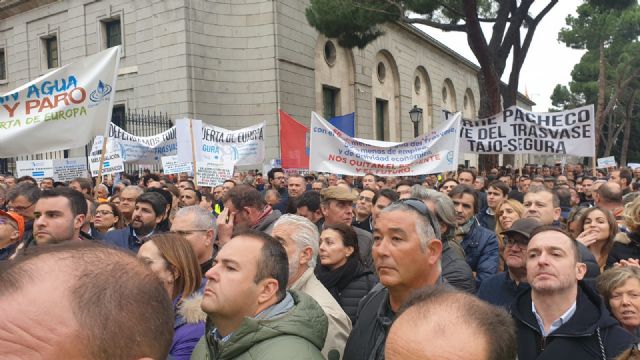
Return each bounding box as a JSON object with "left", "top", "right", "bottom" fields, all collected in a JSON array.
[
  {"left": 252, "top": 205, "right": 273, "bottom": 228},
  {"left": 315, "top": 256, "right": 363, "bottom": 300},
  {"left": 455, "top": 217, "right": 475, "bottom": 242}
]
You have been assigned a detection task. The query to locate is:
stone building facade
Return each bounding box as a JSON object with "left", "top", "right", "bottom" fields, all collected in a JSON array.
[{"left": 0, "top": 0, "right": 534, "bottom": 171}]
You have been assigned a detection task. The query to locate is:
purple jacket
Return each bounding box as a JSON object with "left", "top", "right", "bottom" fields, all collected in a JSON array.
[{"left": 171, "top": 294, "right": 206, "bottom": 360}]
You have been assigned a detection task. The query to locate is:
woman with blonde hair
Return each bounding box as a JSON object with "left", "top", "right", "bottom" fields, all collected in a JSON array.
[
  {"left": 494, "top": 199, "right": 525, "bottom": 271},
  {"left": 608, "top": 197, "right": 640, "bottom": 268},
  {"left": 597, "top": 266, "right": 640, "bottom": 336},
  {"left": 137, "top": 233, "right": 205, "bottom": 360}
]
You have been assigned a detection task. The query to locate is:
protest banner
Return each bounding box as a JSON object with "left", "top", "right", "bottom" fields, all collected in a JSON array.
[
  {"left": 309, "top": 112, "right": 461, "bottom": 176},
  {"left": 0, "top": 47, "right": 120, "bottom": 157},
  {"left": 161, "top": 155, "right": 193, "bottom": 175},
  {"left": 103, "top": 121, "right": 265, "bottom": 166},
  {"left": 196, "top": 162, "right": 234, "bottom": 187},
  {"left": 442, "top": 105, "right": 595, "bottom": 157},
  {"left": 16, "top": 160, "right": 54, "bottom": 180},
  {"left": 89, "top": 136, "right": 124, "bottom": 176},
  {"left": 628, "top": 163, "right": 640, "bottom": 170},
  {"left": 17, "top": 157, "right": 89, "bottom": 182},
  {"left": 597, "top": 156, "right": 616, "bottom": 169},
  {"left": 52, "top": 158, "right": 89, "bottom": 182}
]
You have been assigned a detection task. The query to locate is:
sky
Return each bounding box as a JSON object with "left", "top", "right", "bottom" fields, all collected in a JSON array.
[{"left": 416, "top": 0, "right": 586, "bottom": 112}]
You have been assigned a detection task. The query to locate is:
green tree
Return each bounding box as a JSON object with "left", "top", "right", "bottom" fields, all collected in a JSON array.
[
  {"left": 559, "top": 0, "right": 640, "bottom": 156},
  {"left": 306, "top": 0, "right": 558, "bottom": 169}
]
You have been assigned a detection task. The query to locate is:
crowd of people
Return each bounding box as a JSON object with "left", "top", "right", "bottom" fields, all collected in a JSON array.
[{"left": 1, "top": 162, "right": 640, "bottom": 359}]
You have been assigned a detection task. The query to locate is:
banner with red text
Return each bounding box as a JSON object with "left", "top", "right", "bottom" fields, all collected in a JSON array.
[
  {"left": 0, "top": 47, "right": 120, "bottom": 157},
  {"left": 310, "top": 112, "right": 461, "bottom": 176}
]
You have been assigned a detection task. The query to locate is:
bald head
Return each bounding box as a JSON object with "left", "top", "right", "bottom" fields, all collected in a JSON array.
[
  {"left": 385, "top": 286, "right": 516, "bottom": 360},
  {"left": 0, "top": 241, "right": 174, "bottom": 359},
  {"left": 597, "top": 182, "right": 623, "bottom": 205}
]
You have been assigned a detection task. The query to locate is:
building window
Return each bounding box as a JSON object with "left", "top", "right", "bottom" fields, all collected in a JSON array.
[
  {"left": 44, "top": 37, "right": 59, "bottom": 69},
  {"left": 104, "top": 19, "right": 122, "bottom": 48},
  {"left": 414, "top": 76, "right": 421, "bottom": 94},
  {"left": 0, "top": 49, "right": 6, "bottom": 80},
  {"left": 324, "top": 40, "right": 336, "bottom": 66},
  {"left": 376, "top": 99, "right": 388, "bottom": 141},
  {"left": 377, "top": 62, "right": 386, "bottom": 82},
  {"left": 323, "top": 86, "right": 338, "bottom": 119},
  {"left": 111, "top": 104, "right": 126, "bottom": 129}
]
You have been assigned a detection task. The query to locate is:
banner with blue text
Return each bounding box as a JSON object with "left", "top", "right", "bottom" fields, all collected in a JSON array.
[{"left": 0, "top": 47, "right": 120, "bottom": 157}]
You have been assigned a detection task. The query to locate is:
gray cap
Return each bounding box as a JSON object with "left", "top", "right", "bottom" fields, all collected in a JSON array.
[
  {"left": 501, "top": 218, "right": 541, "bottom": 239},
  {"left": 320, "top": 186, "right": 358, "bottom": 202}
]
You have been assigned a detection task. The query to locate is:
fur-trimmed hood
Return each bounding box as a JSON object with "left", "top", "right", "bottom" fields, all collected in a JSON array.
[
  {"left": 176, "top": 293, "right": 207, "bottom": 324},
  {"left": 615, "top": 232, "right": 631, "bottom": 245}
]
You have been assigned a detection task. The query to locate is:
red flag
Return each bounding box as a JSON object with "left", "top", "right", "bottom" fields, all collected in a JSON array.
[{"left": 279, "top": 110, "right": 309, "bottom": 169}]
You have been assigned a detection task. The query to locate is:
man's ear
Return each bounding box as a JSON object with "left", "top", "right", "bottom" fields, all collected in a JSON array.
[
  {"left": 74, "top": 214, "right": 85, "bottom": 230},
  {"left": 299, "top": 246, "right": 313, "bottom": 266},
  {"left": 426, "top": 239, "right": 442, "bottom": 265},
  {"left": 553, "top": 207, "right": 561, "bottom": 221},
  {"left": 256, "top": 278, "right": 279, "bottom": 306},
  {"left": 575, "top": 262, "right": 587, "bottom": 281}
]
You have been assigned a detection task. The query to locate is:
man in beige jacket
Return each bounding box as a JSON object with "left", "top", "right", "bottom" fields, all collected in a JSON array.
[{"left": 272, "top": 214, "right": 351, "bottom": 360}]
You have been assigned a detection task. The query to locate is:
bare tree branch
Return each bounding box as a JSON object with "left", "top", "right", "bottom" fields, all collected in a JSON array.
[{"left": 402, "top": 16, "right": 467, "bottom": 31}]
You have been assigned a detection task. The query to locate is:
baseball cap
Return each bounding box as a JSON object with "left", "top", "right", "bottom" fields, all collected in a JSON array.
[
  {"left": 0, "top": 210, "right": 25, "bottom": 240},
  {"left": 501, "top": 218, "right": 541, "bottom": 239},
  {"left": 320, "top": 186, "right": 358, "bottom": 202}
]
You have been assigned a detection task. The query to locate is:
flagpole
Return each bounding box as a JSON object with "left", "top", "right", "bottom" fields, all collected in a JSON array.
[
  {"left": 98, "top": 46, "right": 121, "bottom": 185},
  {"left": 190, "top": 118, "right": 199, "bottom": 187}
]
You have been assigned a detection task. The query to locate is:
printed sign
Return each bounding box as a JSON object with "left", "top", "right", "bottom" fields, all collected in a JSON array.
[
  {"left": 89, "top": 136, "right": 124, "bottom": 176},
  {"left": 0, "top": 47, "right": 120, "bottom": 157},
  {"left": 597, "top": 156, "right": 617, "bottom": 169},
  {"left": 16, "top": 160, "right": 54, "bottom": 180},
  {"left": 309, "top": 112, "right": 461, "bottom": 176},
  {"left": 196, "top": 162, "right": 235, "bottom": 187},
  {"left": 161, "top": 155, "right": 194, "bottom": 175},
  {"left": 443, "top": 105, "right": 595, "bottom": 156},
  {"left": 17, "top": 157, "right": 89, "bottom": 182}
]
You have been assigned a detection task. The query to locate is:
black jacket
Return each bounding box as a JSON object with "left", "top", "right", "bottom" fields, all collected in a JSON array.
[
  {"left": 343, "top": 277, "right": 448, "bottom": 360},
  {"left": 441, "top": 240, "right": 475, "bottom": 293},
  {"left": 477, "top": 271, "right": 529, "bottom": 309},
  {"left": 316, "top": 261, "right": 378, "bottom": 325},
  {"left": 607, "top": 232, "right": 640, "bottom": 268},
  {"left": 511, "top": 282, "right": 636, "bottom": 360}
]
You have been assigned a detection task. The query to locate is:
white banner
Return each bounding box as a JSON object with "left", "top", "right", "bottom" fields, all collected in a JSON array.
[
  {"left": 161, "top": 155, "right": 193, "bottom": 175},
  {"left": 442, "top": 104, "right": 595, "bottom": 156},
  {"left": 17, "top": 157, "right": 89, "bottom": 182},
  {"left": 0, "top": 47, "right": 120, "bottom": 157},
  {"left": 309, "top": 112, "right": 461, "bottom": 176},
  {"left": 104, "top": 121, "right": 265, "bottom": 166}
]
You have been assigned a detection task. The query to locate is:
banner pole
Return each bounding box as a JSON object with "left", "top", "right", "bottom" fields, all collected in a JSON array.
[
  {"left": 190, "top": 119, "right": 199, "bottom": 187},
  {"left": 98, "top": 45, "right": 121, "bottom": 185}
]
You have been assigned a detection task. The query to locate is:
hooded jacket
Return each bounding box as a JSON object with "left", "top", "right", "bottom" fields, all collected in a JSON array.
[
  {"left": 511, "top": 282, "right": 636, "bottom": 360},
  {"left": 172, "top": 294, "right": 207, "bottom": 360},
  {"left": 190, "top": 290, "right": 327, "bottom": 360}
]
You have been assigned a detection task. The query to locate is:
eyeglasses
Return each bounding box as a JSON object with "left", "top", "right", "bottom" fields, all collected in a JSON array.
[
  {"left": 396, "top": 198, "right": 441, "bottom": 239},
  {"left": 7, "top": 202, "right": 34, "bottom": 212},
  {"left": 170, "top": 229, "right": 208, "bottom": 236},
  {"left": 504, "top": 234, "right": 529, "bottom": 247},
  {"left": 95, "top": 210, "right": 114, "bottom": 216}
]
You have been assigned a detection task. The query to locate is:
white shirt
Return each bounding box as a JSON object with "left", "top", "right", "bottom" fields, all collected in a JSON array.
[{"left": 532, "top": 301, "right": 577, "bottom": 337}]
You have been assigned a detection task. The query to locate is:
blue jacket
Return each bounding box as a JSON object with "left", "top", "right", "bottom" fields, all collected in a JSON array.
[
  {"left": 102, "top": 226, "right": 153, "bottom": 253},
  {"left": 477, "top": 271, "right": 529, "bottom": 310},
  {"left": 460, "top": 219, "right": 499, "bottom": 288},
  {"left": 476, "top": 207, "right": 496, "bottom": 232}
]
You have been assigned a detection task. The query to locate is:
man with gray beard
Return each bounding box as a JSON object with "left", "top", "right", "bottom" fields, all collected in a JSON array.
[{"left": 271, "top": 214, "right": 351, "bottom": 360}]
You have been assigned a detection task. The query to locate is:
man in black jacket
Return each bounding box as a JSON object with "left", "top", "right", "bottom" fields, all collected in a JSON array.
[
  {"left": 343, "top": 199, "right": 444, "bottom": 360},
  {"left": 512, "top": 226, "right": 635, "bottom": 360}
]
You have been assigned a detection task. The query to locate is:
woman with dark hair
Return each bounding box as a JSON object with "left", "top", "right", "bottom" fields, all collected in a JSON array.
[
  {"left": 137, "top": 233, "right": 205, "bottom": 360},
  {"left": 93, "top": 202, "right": 124, "bottom": 233},
  {"left": 576, "top": 206, "right": 618, "bottom": 272},
  {"left": 316, "top": 223, "right": 378, "bottom": 324}
]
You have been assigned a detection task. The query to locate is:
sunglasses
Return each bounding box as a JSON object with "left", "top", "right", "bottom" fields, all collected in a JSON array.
[{"left": 396, "top": 198, "right": 441, "bottom": 240}]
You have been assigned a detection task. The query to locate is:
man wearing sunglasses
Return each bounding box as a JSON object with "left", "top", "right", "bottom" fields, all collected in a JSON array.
[
  {"left": 343, "top": 198, "right": 444, "bottom": 360},
  {"left": 477, "top": 218, "right": 540, "bottom": 309}
]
